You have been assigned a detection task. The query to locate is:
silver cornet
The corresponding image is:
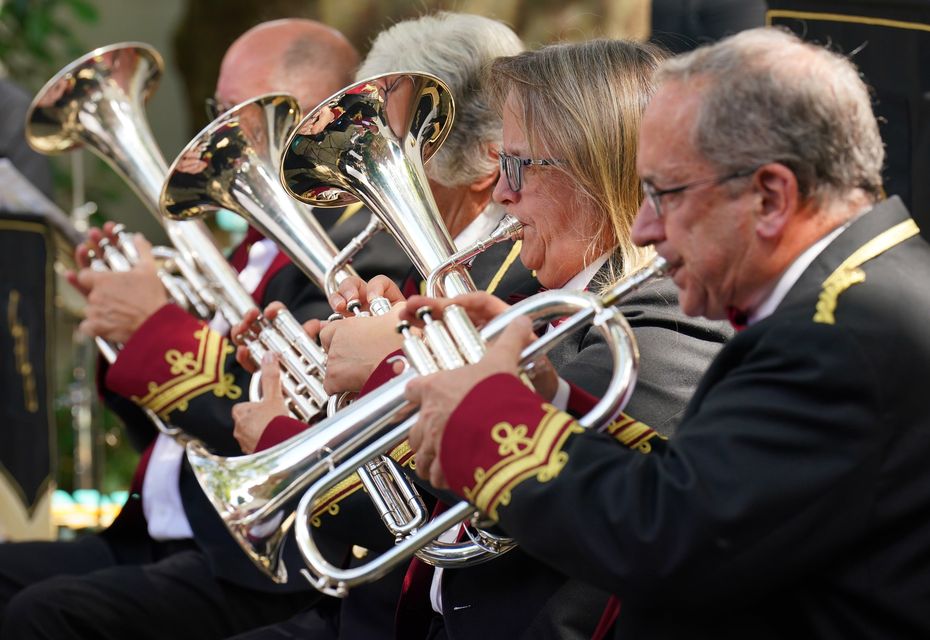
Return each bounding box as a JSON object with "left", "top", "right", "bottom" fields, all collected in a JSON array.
[
  {"left": 159, "top": 93, "right": 356, "bottom": 420},
  {"left": 25, "top": 42, "right": 258, "bottom": 440},
  {"left": 185, "top": 72, "right": 649, "bottom": 594}
]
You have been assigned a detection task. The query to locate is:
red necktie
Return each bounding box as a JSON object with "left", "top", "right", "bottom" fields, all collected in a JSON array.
[{"left": 726, "top": 306, "right": 749, "bottom": 331}]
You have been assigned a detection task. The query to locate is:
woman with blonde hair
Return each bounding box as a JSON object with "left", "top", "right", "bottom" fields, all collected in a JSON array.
[{"left": 389, "top": 39, "right": 731, "bottom": 639}]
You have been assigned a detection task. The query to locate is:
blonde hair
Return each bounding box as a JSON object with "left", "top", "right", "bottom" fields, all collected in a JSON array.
[{"left": 487, "top": 39, "right": 663, "bottom": 285}]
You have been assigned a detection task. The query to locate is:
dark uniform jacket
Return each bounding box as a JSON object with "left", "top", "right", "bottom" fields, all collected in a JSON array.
[
  {"left": 250, "top": 237, "right": 538, "bottom": 640},
  {"left": 424, "top": 274, "right": 730, "bottom": 640},
  {"left": 439, "top": 196, "right": 930, "bottom": 639},
  {"left": 100, "top": 204, "right": 411, "bottom": 594},
  {"left": 293, "top": 263, "right": 727, "bottom": 640}
]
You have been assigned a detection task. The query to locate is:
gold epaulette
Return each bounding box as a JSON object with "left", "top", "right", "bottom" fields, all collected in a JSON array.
[{"left": 814, "top": 219, "right": 918, "bottom": 324}]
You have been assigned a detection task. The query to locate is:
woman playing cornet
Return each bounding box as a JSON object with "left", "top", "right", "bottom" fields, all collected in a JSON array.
[{"left": 239, "top": 38, "right": 730, "bottom": 639}]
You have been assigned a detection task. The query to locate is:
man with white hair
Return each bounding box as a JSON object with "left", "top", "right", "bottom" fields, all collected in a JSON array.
[{"left": 227, "top": 12, "right": 539, "bottom": 640}]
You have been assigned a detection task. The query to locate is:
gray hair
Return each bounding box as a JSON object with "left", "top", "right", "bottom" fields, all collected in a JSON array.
[
  {"left": 658, "top": 27, "right": 884, "bottom": 205},
  {"left": 357, "top": 12, "right": 524, "bottom": 187}
]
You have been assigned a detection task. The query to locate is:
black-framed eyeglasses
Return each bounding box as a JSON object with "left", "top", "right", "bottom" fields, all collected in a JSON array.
[
  {"left": 498, "top": 151, "right": 562, "bottom": 193},
  {"left": 641, "top": 166, "right": 759, "bottom": 219}
]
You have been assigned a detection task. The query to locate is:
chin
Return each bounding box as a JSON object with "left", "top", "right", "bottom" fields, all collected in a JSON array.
[
  {"left": 677, "top": 290, "right": 706, "bottom": 319},
  {"left": 517, "top": 251, "right": 543, "bottom": 277}
]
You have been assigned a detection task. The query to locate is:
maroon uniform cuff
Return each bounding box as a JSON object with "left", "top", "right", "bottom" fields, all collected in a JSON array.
[
  {"left": 439, "top": 373, "right": 582, "bottom": 520},
  {"left": 358, "top": 349, "right": 404, "bottom": 397},
  {"left": 105, "top": 304, "right": 240, "bottom": 419},
  {"left": 257, "top": 415, "right": 308, "bottom": 451},
  {"left": 440, "top": 374, "right": 660, "bottom": 521}
]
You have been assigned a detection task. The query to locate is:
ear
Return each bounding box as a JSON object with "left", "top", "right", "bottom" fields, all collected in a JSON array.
[
  {"left": 753, "top": 163, "right": 798, "bottom": 240},
  {"left": 469, "top": 145, "right": 501, "bottom": 192}
]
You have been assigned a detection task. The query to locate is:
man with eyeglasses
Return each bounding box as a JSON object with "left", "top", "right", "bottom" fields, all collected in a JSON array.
[
  {"left": 400, "top": 26, "right": 930, "bottom": 639},
  {"left": 0, "top": 18, "right": 410, "bottom": 640}
]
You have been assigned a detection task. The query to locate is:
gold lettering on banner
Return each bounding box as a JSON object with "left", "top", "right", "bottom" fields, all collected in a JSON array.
[{"left": 7, "top": 290, "right": 38, "bottom": 413}]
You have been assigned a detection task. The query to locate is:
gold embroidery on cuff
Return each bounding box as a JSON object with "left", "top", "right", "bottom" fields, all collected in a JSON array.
[
  {"left": 463, "top": 404, "right": 583, "bottom": 520},
  {"left": 131, "top": 326, "right": 241, "bottom": 418}
]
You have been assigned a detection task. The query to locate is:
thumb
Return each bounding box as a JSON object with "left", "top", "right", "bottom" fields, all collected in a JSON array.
[
  {"left": 404, "top": 376, "right": 425, "bottom": 406},
  {"left": 75, "top": 268, "right": 99, "bottom": 292},
  {"left": 489, "top": 315, "right": 535, "bottom": 362},
  {"left": 302, "top": 318, "right": 324, "bottom": 342},
  {"left": 260, "top": 352, "right": 284, "bottom": 400}
]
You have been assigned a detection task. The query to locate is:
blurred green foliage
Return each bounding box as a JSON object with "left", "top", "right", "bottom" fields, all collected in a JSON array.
[{"left": 0, "top": 0, "right": 99, "bottom": 88}]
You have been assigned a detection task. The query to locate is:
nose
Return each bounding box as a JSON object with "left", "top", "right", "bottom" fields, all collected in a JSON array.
[
  {"left": 630, "top": 197, "right": 664, "bottom": 248},
  {"left": 492, "top": 170, "right": 518, "bottom": 206}
]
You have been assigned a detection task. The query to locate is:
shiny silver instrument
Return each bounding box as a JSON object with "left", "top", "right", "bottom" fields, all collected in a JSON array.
[
  {"left": 293, "top": 257, "right": 666, "bottom": 596},
  {"left": 25, "top": 42, "right": 261, "bottom": 439},
  {"left": 159, "top": 92, "right": 352, "bottom": 420},
  {"left": 182, "top": 73, "right": 533, "bottom": 590},
  {"left": 280, "top": 72, "right": 472, "bottom": 298},
  {"left": 191, "top": 249, "right": 666, "bottom": 594}
]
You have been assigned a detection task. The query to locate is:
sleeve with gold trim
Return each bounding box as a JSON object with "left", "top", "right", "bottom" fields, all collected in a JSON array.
[
  {"left": 104, "top": 303, "right": 243, "bottom": 454},
  {"left": 437, "top": 290, "right": 919, "bottom": 615},
  {"left": 101, "top": 247, "right": 342, "bottom": 455}
]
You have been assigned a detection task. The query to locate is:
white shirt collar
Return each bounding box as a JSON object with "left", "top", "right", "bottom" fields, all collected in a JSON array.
[
  {"left": 452, "top": 205, "right": 505, "bottom": 250},
  {"left": 560, "top": 252, "right": 611, "bottom": 291},
  {"left": 748, "top": 221, "right": 852, "bottom": 326}
]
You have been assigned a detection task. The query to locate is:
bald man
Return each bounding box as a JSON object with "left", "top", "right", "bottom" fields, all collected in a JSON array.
[
  {"left": 213, "top": 18, "right": 359, "bottom": 114},
  {"left": 210, "top": 19, "right": 408, "bottom": 311},
  {"left": 0, "top": 19, "right": 375, "bottom": 640}
]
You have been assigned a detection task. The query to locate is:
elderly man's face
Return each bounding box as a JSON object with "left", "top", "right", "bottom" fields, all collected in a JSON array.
[{"left": 631, "top": 81, "right": 757, "bottom": 320}]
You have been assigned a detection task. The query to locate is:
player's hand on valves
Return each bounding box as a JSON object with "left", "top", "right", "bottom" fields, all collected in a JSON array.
[
  {"left": 402, "top": 291, "right": 510, "bottom": 329},
  {"left": 233, "top": 301, "right": 328, "bottom": 373},
  {"left": 70, "top": 232, "right": 168, "bottom": 344},
  {"left": 231, "top": 352, "right": 289, "bottom": 453},
  {"left": 329, "top": 274, "right": 405, "bottom": 315},
  {"left": 319, "top": 303, "right": 406, "bottom": 394},
  {"left": 406, "top": 316, "right": 535, "bottom": 488},
  {"left": 402, "top": 292, "right": 559, "bottom": 400}
]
